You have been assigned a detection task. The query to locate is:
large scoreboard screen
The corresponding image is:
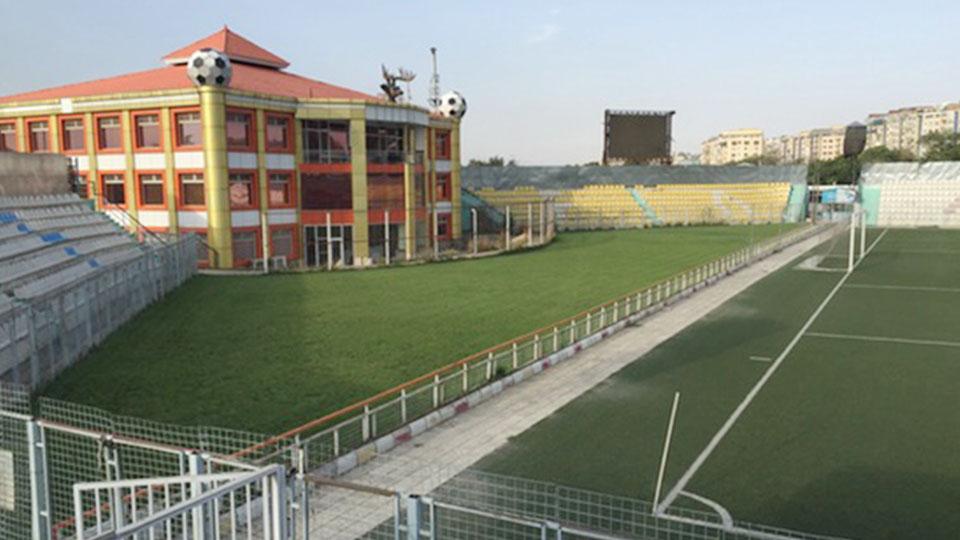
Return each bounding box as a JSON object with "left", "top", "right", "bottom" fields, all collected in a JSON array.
[{"left": 603, "top": 110, "right": 675, "bottom": 165}]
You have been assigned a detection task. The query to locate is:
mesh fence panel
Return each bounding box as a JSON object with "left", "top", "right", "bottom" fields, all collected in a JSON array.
[{"left": 0, "top": 384, "right": 31, "bottom": 540}]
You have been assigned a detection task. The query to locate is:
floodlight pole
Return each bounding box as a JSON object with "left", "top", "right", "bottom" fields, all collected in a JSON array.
[
  {"left": 652, "top": 391, "right": 681, "bottom": 513},
  {"left": 471, "top": 208, "right": 478, "bottom": 255}
]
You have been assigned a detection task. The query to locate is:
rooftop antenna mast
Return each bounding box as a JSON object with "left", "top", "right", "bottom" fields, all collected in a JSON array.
[{"left": 429, "top": 47, "right": 441, "bottom": 109}]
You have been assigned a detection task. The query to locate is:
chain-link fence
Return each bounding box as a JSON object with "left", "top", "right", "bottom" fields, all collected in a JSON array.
[
  {"left": 359, "top": 469, "right": 849, "bottom": 540},
  {"left": 0, "top": 234, "right": 198, "bottom": 389}
]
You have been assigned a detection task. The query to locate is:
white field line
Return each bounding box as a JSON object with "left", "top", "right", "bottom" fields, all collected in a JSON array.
[
  {"left": 748, "top": 356, "right": 772, "bottom": 363},
  {"left": 655, "top": 228, "right": 890, "bottom": 515},
  {"left": 844, "top": 283, "right": 960, "bottom": 294},
  {"left": 805, "top": 332, "right": 960, "bottom": 349},
  {"left": 679, "top": 490, "right": 734, "bottom": 528}
]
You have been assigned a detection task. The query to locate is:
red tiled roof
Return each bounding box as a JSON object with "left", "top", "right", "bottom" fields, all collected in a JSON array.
[
  {"left": 0, "top": 63, "right": 378, "bottom": 104},
  {"left": 163, "top": 26, "right": 289, "bottom": 69}
]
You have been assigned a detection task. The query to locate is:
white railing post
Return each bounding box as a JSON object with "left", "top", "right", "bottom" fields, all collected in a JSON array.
[
  {"left": 534, "top": 334, "right": 541, "bottom": 358},
  {"left": 553, "top": 326, "right": 559, "bottom": 352},
  {"left": 384, "top": 209, "right": 391, "bottom": 266},
  {"left": 432, "top": 374, "right": 441, "bottom": 408},
  {"left": 586, "top": 311, "right": 592, "bottom": 335},
  {"left": 362, "top": 405, "right": 371, "bottom": 441},
  {"left": 504, "top": 205, "right": 511, "bottom": 251},
  {"left": 28, "top": 421, "right": 52, "bottom": 540},
  {"left": 400, "top": 388, "right": 407, "bottom": 423},
  {"left": 486, "top": 352, "right": 493, "bottom": 380},
  {"left": 333, "top": 429, "right": 340, "bottom": 457},
  {"left": 512, "top": 342, "right": 518, "bottom": 369},
  {"left": 600, "top": 306, "right": 606, "bottom": 328},
  {"left": 461, "top": 363, "right": 469, "bottom": 393},
  {"left": 471, "top": 208, "right": 479, "bottom": 255},
  {"left": 569, "top": 320, "right": 576, "bottom": 343}
]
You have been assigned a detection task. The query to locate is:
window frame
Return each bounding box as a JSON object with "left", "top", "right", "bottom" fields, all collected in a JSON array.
[
  {"left": 435, "top": 172, "right": 452, "bottom": 201},
  {"left": 132, "top": 110, "right": 163, "bottom": 152},
  {"left": 94, "top": 113, "right": 123, "bottom": 153},
  {"left": 265, "top": 112, "right": 294, "bottom": 153},
  {"left": 227, "top": 169, "right": 258, "bottom": 210},
  {"left": 177, "top": 170, "right": 206, "bottom": 209},
  {"left": 436, "top": 212, "right": 452, "bottom": 240},
  {"left": 434, "top": 129, "right": 451, "bottom": 160},
  {"left": 26, "top": 118, "right": 51, "bottom": 153},
  {"left": 59, "top": 115, "right": 86, "bottom": 154},
  {"left": 231, "top": 227, "right": 261, "bottom": 267},
  {"left": 0, "top": 121, "right": 18, "bottom": 152},
  {"left": 136, "top": 171, "right": 166, "bottom": 209},
  {"left": 171, "top": 107, "right": 202, "bottom": 150},
  {"left": 99, "top": 171, "right": 127, "bottom": 208},
  {"left": 267, "top": 170, "right": 296, "bottom": 209},
  {"left": 269, "top": 225, "right": 298, "bottom": 261},
  {"left": 225, "top": 108, "right": 256, "bottom": 152}
]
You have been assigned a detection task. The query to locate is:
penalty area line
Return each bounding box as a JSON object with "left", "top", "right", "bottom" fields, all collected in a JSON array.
[{"left": 655, "top": 228, "right": 889, "bottom": 515}]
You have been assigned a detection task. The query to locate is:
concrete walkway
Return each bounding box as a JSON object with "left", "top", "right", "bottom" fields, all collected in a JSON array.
[{"left": 307, "top": 231, "right": 830, "bottom": 539}]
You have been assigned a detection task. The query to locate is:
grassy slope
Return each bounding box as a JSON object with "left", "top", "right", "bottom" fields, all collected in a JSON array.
[
  {"left": 476, "top": 229, "right": 960, "bottom": 539},
  {"left": 42, "top": 225, "right": 789, "bottom": 433}
]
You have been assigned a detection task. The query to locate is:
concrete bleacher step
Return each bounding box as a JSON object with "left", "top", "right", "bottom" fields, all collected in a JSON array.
[
  {"left": 0, "top": 193, "right": 83, "bottom": 210},
  {"left": 0, "top": 236, "right": 137, "bottom": 291}
]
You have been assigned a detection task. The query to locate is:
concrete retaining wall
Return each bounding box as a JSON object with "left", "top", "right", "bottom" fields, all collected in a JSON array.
[{"left": 0, "top": 152, "right": 72, "bottom": 196}]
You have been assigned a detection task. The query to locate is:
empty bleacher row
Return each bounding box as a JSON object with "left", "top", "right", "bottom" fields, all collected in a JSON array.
[
  {"left": 0, "top": 194, "right": 144, "bottom": 299},
  {"left": 473, "top": 182, "right": 792, "bottom": 230}
]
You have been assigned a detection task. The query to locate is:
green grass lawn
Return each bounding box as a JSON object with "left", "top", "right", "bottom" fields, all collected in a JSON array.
[
  {"left": 41, "top": 224, "right": 791, "bottom": 434},
  {"left": 475, "top": 228, "right": 960, "bottom": 539}
]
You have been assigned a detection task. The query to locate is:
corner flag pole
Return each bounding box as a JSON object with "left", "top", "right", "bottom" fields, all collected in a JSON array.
[{"left": 653, "top": 391, "right": 681, "bottom": 513}]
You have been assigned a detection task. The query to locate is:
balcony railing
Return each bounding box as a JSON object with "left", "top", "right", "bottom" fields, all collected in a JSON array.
[{"left": 303, "top": 149, "right": 351, "bottom": 164}]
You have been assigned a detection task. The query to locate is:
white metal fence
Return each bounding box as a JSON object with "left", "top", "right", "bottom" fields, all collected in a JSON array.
[
  {"left": 245, "top": 223, "right": 830, "bottom": 476},
  {"left": 0, "top": 235, "right": 199, "bottom": 389},
  {"left": 362, "top": 469, "right": 850, "bottom": 540}
]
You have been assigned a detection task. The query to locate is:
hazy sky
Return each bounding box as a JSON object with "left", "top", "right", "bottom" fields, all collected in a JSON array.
[{"left": 2, "top": 1, "right": 959, "bottom": 164}]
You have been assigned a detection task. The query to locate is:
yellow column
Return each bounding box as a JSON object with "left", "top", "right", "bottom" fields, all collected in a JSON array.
[
  {"left": 121, "top": 110, "right": 138, "bottom": 223},
  {"left": 256, "top": 109, "right": 270, "bottom": 263},
  {"left": 450, "top": 121, "right": 463, "bottom": 239},
  {"left": 48, "top": 114, "right": 60, "bottom": 153},
  {"left": 160, "top": 107, "right": 178, "bottom": 234},
  {"left": 402, "top": 126, "right": 415, "bottom": 259},
  {"left": 349, "top": 118, "right": 369, "bottom": 265},
  {"left": 83, "top": 112, "right": 98, "bottom": 207},
  {"left": 293, "top": 116, "right": 304, "bottom": 252},
  {"left": 15, "top": 118, "right": 26, "bottom": 153},
  {"left": 200, "top": 86, "right": 233, "bottom": 268}
]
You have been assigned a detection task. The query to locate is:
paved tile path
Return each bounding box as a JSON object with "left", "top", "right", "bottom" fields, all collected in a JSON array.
[{"left": 307, "top": 232, "right": 829, "bottom": 539}]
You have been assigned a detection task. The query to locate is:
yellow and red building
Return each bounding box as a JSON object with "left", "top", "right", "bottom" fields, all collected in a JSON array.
[{"left": 0, "top": 27, "right": 461, "bottom": 268}]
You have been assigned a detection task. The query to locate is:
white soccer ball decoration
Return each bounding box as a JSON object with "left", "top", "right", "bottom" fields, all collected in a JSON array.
[
  {"left": 187, "top": 48, "right": 232, "bottom": 87},
  {"left": 438, "top": 91, "right": 467, "bottom": 119}
]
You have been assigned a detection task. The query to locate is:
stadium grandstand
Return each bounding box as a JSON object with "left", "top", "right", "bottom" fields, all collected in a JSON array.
[
  {"left": 0, "top": 153, "right": 197, "bottom": 389},
  {"left": 862, "top": 161, "right": 960, "bottom": 228},
  {"left": 467, "top": 164, "right": 808, "bottom": 229}
]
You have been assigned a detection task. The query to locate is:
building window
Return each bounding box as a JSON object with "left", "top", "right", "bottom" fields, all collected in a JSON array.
[
  {"left": 138, "top": 173, "right": 165, "bottom": 206},
  {"left": 28, "top": 121, "right": 49, "bottom": 152},
  {"left": 435, "top": 130, "right": 451, "bottom": 159},
  {"left": 368, "top": 174, "right": 404, "bottom": 210},
  {"left": 175, "top": 112, "right": 201, "bottom": 147},
  {"left": 268, "top": 172, "right": 293, "bottom": 207},
  {"left": 0, "top": 123, "right": 16, "bottom": 151},
  {"left": 102, "top": 174, "right": 126, "bottom": 205},
  {"left": 366, "top": 124, "right": 404, "bottom": 163},
  {"left": 437, "top": 213, "right": 450, "bottom": 239},
  {"left": 301, "top": 173, "right": 352, "bottom": 209},
  {"left": 226, "top": 110, "right": 252, "bottom": 149},
  {"left": 266, "top": 115, "right": 291, "bottom": 151},
  {"left": 271, "top": 228, "right": 294, "bottom": 259},
  {"left": 61, "top": 119, "right": 85, "bottom": 152},
  {"left": 228, "top": 172, "right": 256, "bottom": 209},
  {"left": 179, "top": 173, "right": 205, "bottom": 207},
  {"left": 436, "top": 173, "right": 451, "bottom": 201},
  {"left": 302, "top": 120, "right": 350, "bottom": 163},
  {"left": 97, "top": 116, "right": 122, "bottom": 150},
  {"left": 135, "top": 113, "right": 161, "bottom": 149},
  {"left": 232, "top": 230, "right": 258, "bottom": 264}
]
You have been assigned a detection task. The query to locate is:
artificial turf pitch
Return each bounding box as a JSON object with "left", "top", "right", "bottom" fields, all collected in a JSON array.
[
  {"left": 42, "top": 224, "right": 791, "bottom": 433},
  {"left": 476, "top": 227, "right": 960, "bottom": 539}
]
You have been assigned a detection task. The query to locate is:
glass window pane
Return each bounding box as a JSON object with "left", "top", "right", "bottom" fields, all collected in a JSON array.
[
  {"left": 30, "top": 122, "right": 49, "bottom": 152},
  {"left": 98, "top": 117, "right": 121, "bottom": 149},
  {"left": 0, "top": 124, "right": 15, "bottom": 151},
  {"left": 62, "top": 120, "right": 84, "bottom": 151},
  {"left": 271, "top": 229, "right": 293, "bottom": 258},
  {"left": 226, "top": 112, "right": 250, "bottom": 147},
  {"left": 136, "top": 114, "right": 160, "bottom": 148},
  {"left": 269, "top": 173, "right": 291, "bottom": 205},
  {"left": 177, "top": 112, "right": 201, "bottom": 146},
  {"left": 267, "top": 116, "right": 288, "bottom": 149}
]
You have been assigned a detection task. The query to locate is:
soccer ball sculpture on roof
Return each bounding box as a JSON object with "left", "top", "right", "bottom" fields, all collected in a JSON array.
[
  {"left": 187, "top": 48, "right": 232, "bottom": 87},
  {"left": 438, "top": 91, "right": 467, "bottom": 119}
]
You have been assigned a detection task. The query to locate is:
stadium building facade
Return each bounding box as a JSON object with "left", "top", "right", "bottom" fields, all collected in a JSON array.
[{"left": 0, "top": 27, "right": 462, "bottom": 269}]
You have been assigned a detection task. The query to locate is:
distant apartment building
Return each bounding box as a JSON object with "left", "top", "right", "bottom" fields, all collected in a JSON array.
[
  {"left": 701, "top": 128, "right": 764, "bottom": 165},
  {"left": 865, "top": 103, "right": 960, "bottom": 156},
  {"left": 765, "top": 126, "right": 846, "bottom": 163}
]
